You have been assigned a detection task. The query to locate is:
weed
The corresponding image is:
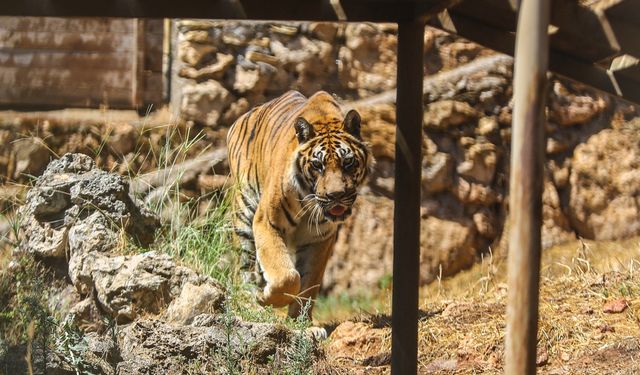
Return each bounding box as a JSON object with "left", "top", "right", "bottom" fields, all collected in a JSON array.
[
  {"left": 54, "top": 316, "right": 92, "bottom": 375},
  {"left": 280, "top": 302, "right": 315, "bottom": 375}
]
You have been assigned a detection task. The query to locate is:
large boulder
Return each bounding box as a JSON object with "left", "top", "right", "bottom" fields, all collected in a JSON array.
[{"left": 568, "top": 126, "right": 640, "bottom": 240}]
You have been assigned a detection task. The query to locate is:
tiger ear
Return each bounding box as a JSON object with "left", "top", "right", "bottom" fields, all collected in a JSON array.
[
  {"left": 294, "top": 117, "right": 315, "bottom": 143},
  {"left": 344, "top": 109, "right": 361, "bottom": 138}
]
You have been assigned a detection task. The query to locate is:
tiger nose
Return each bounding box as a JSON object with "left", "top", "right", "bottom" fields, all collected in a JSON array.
[
  {"left": 326, "top": 190, "right": 346, "bottom": 200},
  {"left": 326, "top": 188, "right": 355, "bottom": 200}
]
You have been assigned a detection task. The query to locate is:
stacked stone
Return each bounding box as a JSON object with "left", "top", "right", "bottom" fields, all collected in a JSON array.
[
  {"left": 173, "top": 21, "right": 408, "bottom": 127},
  {"left": 324, "top": 57, "right": 640, "bottom": 293}
]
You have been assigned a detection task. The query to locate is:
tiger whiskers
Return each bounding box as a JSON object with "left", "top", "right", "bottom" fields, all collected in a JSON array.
[
  {"left": 296, "top": 196, "right": 317, "bottom": 220},
  {"left": 311, "top": 205, "right": 324, "bottom": 236}
]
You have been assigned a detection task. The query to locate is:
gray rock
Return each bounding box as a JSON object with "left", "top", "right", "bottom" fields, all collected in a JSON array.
[
  {"left": 423, "top": 152, "right": 454, "bottom": 194},
  {"left": 19, "top": 153, "right": 159, "bottom": 259},
  {"left": 43, "top": 152, "right": 96, "bottom": 175},
  {"left": 115, "top": 317, "right": 318, "bottom": 374},
  {"left": 164, "top": 282, "right": 225, "bottom": 324}
]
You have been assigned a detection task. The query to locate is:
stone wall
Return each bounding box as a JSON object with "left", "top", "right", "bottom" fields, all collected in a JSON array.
[
  {"left": 171, "top": 20, "right": 640, "bottom": 295},
  {"left": 325, "top": 59, "right": 640, "bottom": 294},
  {"left": 171, "top": 20, "right": 490, "bottom": 127}
]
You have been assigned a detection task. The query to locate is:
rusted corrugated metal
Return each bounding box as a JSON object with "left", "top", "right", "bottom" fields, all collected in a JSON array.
[{"left": 0, "top": 17, "right": 164, "bottom": 109}]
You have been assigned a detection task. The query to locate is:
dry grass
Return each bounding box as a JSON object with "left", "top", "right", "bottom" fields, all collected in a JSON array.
[
  {"left": 326, "top": 237, "right": 640, "bottom": 374},
  {"left": 416, "top": 238, "right": 640, "bottom": 373}
]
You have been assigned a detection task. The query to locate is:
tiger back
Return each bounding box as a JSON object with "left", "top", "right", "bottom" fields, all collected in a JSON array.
[{"left": 227, "top": 90, "right": 372, "bottom": 318}]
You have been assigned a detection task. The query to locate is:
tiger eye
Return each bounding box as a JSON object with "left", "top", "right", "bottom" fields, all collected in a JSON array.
[
  {"left": 311, "top": 159, "right": 323, "bottom": 170},
  {"left": 343, "top": 155, "right": 355, "bottom": 170}
]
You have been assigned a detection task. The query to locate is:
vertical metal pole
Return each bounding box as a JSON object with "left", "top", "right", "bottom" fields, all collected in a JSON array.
[
  {"left": 391, "top": 18, "right": 424, "bottom": 375},
  {"left": 505, "top": 0, "right": 550, "bottom": 374}
]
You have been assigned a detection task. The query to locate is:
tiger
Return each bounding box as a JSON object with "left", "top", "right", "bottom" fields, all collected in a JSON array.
[{"left": 227, "top": 90, "right": 373, "bottom": 318}]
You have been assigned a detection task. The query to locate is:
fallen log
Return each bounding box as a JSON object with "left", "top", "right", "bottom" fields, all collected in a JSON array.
[
  {"left": 344, "top": 54, "right": 513, "bottom": 109},
  {"left": 129, "top": 148, "right": 227, "bottom": 195}
]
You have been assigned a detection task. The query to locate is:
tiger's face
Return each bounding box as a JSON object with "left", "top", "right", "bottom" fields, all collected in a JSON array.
[{"left": 293, "top": 110, "right": 371, "bottom": 222}]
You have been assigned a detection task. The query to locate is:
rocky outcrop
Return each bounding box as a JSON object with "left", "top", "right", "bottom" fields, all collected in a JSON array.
[
  {"left": 115, "top": 316, "right": 310, "bottom": 374},
  {"left": 14, "top": 153, "right": 323, "bottom": 374},
  {"left": 18, "top": 153, "right": 158, "bottom": 258},
  {"left": 17, "top": 153, "right": 225, "bottom": 323}
]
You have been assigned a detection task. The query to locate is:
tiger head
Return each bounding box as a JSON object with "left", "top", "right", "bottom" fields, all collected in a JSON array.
[{"left": 292, "top": 109, "right": 373, "bottom": 222}]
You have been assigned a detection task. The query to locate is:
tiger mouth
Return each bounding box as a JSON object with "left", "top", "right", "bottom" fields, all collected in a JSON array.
[{"left": 324, "top": 204, "right": 352, "bottom": 221}]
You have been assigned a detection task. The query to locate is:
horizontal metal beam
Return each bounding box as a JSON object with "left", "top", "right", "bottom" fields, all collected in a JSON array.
[
  {"left": 430, "top": 10, "right": 640, "bottom": 105},
  {"left": 0, "top": 0, "right": 456, "bottom": 22},
  {"left": 605, "top": 0, "right": 640, "bottom": 57},
  {"left": 451, "top": 0, "right": 620, "bottom": 63}
]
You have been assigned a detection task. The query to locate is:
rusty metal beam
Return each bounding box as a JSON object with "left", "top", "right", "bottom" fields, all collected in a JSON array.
[
  {"left": 505, "top": 0, "right": 549, "bottom": 373},
  {"left": 391, "top": 18, "right": 425, "bottom": 375}
]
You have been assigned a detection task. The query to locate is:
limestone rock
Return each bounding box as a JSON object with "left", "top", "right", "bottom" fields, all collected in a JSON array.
[
  {"left": 424, "top": 100, "right": 479, "bottom": 130},
  {"left": 68, "top": 298, "right": 104, "bottom": 331},
  {"left": 457, "top": 142, "right": 497, "bottom": 185},
  {"left": 308, "top": 22, "right": 339, "bottom": 42},
  {"left": 423, "top": 152, "right": 454, "bottom": 194},
  {"left": 180, "top": 81, "right": 235, "bottom": 126},
  {"left": 325, "top": 321, "right": 387, "bottom": 362},
  {"left": 176, "top": 20, "right": 216, "bottom": 32},
  {"left": 178, "top": 53, "right": 234, "bottom": 80},
  {"left": 115, "top": 317, "right": 316, "bottom": 374},
  {"left": 451, "top": 178, "right": 500, "bottom": 205},
  {"left": 18, "top": 215, "right": 69, "bottom": 257},
  {"left": 105, "top": 123, "right": 137, "bottom": 156},
  {"left": 325, "top": 193, "right": 480, "bottom": 292},
  {"left": 568, "top": 128, "right": 640, "bottom": 240},
  {"left": 14, "top": 153, "right": 222, "bottom": 327},
  {"left": 339, "top": 23, "right": 397, "bottom": 96},
  {"left": 245, "top": 50, "right": 280, "bottom": 66},
  {"left": 549, "top": 81, "right": 609, "bottom": 126},
  {"left": 473, "top": 208, "right": 497, "bottom": 239},
  {"left": 477, "top": 116, "right": 499, "bottom": 136},
  {"left": 542, "top": 179, "right": 576, "bottom": 248},
  {"left": 233, "top": 63, "right": 274, "bottom": 94},
  {"left": 420, "top": 216, "right": 477, "bottom": 282},
  {"left": 178, "top": 41, "right": 216, "bottom": 66},
  {"left": 325, "top": 195, "right": 394, "bottom": 294},
  {"left": 18, "top": 151, "right": 159, "bottom": 256},
  {"left": 83, "top": 251, "right": 213, "bottom": 322},
  {"left": 182, "top": 30, "right": 214, "bottom": 44},
  {"left": 164, "top": 282, "right": 225, "bottom": 324},
  {"left": 221, "top": 97, "right": 251, "bottom": 126}
]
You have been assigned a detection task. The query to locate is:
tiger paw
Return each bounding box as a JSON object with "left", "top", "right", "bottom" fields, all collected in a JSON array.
[
  {"left": 305, "top": 326, "right": 328, "bottom": 341},
  {"left": 258, "top": 270, "right": 301, "bottom": 308}
]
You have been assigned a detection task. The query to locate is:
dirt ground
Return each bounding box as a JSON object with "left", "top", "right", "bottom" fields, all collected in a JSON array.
[{"left": 323, "top": 237, "right": 640, "bottom": 374}]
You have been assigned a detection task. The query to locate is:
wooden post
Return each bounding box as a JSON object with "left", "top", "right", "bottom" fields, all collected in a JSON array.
[
  {"left": 131, "top": 18, "right": 145, "bottom": 108},
  {"left": 505, "top": 0, "right": 550, "bottom": 374},
  {"left": 391, "top": 18, "right": 424, "bottom": 375}
]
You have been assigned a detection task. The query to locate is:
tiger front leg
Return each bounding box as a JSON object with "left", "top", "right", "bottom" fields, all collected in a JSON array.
[
  {"left": 253, "top": 210, "right": 300, "bottom": 308},
  {"left": 287, "top": 235, "right": 336, "bottom": 319}
]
